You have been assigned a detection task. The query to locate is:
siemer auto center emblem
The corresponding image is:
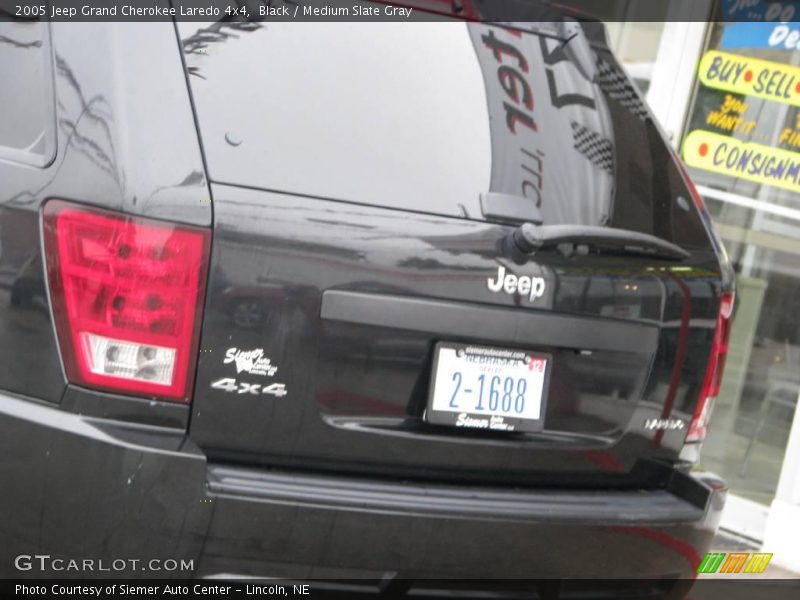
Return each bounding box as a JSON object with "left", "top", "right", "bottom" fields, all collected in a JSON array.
[{"left": 487, "top": 265, "right": 546, "bottom": 303}]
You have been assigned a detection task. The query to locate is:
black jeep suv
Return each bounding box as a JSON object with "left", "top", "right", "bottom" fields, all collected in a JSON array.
[{"left": 0, "top": 1, "right": 732, "bottom": 593}]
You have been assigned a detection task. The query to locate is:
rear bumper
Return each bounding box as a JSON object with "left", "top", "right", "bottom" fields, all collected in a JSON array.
[{"left": 0, "top": 389, "right": 725, "bottom": 580}]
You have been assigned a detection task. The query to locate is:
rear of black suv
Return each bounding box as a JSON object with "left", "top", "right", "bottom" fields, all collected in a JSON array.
[{"left": 0, "top": 4, "right": 732, "bottom": 592}]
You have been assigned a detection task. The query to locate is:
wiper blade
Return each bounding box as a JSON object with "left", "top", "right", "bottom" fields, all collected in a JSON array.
[{"left": 509, "top": 224, "right": 691, "bottom": 261}]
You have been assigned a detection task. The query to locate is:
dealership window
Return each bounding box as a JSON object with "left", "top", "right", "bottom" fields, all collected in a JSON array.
[
  {"left": 680, "top": 19, "right": 800, "bottom": 515},
  {"left": 0, "top": 21, "right": 55, "bottom": 167},
  {"left": 597, "top": 3, "right": 800, "bottom": 548}
]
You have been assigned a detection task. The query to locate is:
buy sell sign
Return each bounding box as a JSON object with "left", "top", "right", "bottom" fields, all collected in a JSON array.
[{"left": 698, "top": 50, "right": 800, "bottom": 107}]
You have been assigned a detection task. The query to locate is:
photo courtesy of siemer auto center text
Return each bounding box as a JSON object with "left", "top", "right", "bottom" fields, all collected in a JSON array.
[{"left": 1, "top": 0, "right": 800, "bottom": 599}]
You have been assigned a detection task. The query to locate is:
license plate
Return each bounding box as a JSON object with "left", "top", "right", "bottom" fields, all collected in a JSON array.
[{"left": 425, "top": 343, "right": 550, "bottom": 433}]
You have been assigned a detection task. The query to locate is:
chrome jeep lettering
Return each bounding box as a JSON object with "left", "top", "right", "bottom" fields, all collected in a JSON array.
[
  {"left": 487, "top": 265, "right": 546, "bottom": 302},
  {"left": 487, "top": 266, "right": 506, "bottom": 292}
]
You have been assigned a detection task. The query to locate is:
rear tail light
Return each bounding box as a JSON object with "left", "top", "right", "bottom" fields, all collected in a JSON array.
[
  {"left": 43, "top": 200, "right": 210, "bottom": 403},
  {"left": 686, "top": 291, "right": 735, "bottom": 443},
  {"left": 672, "top": 149, "right": 734, "bottom": 444}
]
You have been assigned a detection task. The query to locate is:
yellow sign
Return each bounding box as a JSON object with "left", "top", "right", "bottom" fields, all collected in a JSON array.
[
  {"left": 682, "top": 130, "right": 800, "bottom": 193},
  {"left": 698, "top": 50, "right": 800, "bottom": 107}
]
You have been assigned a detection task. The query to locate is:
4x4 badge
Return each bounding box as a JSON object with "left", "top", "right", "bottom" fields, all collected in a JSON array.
[{"left": 487, "top": 265, "right": 546, "bottom": 302}]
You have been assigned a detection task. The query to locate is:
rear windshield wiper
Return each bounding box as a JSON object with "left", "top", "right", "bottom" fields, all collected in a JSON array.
[{"left": 507, "top": 224, "right": 691, "bottom": 261}]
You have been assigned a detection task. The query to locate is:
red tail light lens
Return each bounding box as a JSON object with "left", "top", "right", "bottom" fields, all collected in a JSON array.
[
  {"left": 686, "top": 291, "right": 735, "bottom": 443},
  {"left": 43, "top": 200, "right": 210, "bottom": 403}
]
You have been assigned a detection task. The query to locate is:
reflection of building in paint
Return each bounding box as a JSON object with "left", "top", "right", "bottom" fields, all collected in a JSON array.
[{"left": 467, "top": 23, "right": 614, "bottom": 227}]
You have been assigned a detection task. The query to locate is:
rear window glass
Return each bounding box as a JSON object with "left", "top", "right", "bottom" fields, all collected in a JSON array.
[
  {"left": 180, "top": 20, "right": 707, "bottom": 247},
  {"left": 180, "top": 22, "right": 494, "bottom": 216}
]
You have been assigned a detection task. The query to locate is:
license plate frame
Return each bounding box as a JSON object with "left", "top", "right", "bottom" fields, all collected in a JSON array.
[{"left": 425, "top": 342, "right": 551, "bottom": 433}]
